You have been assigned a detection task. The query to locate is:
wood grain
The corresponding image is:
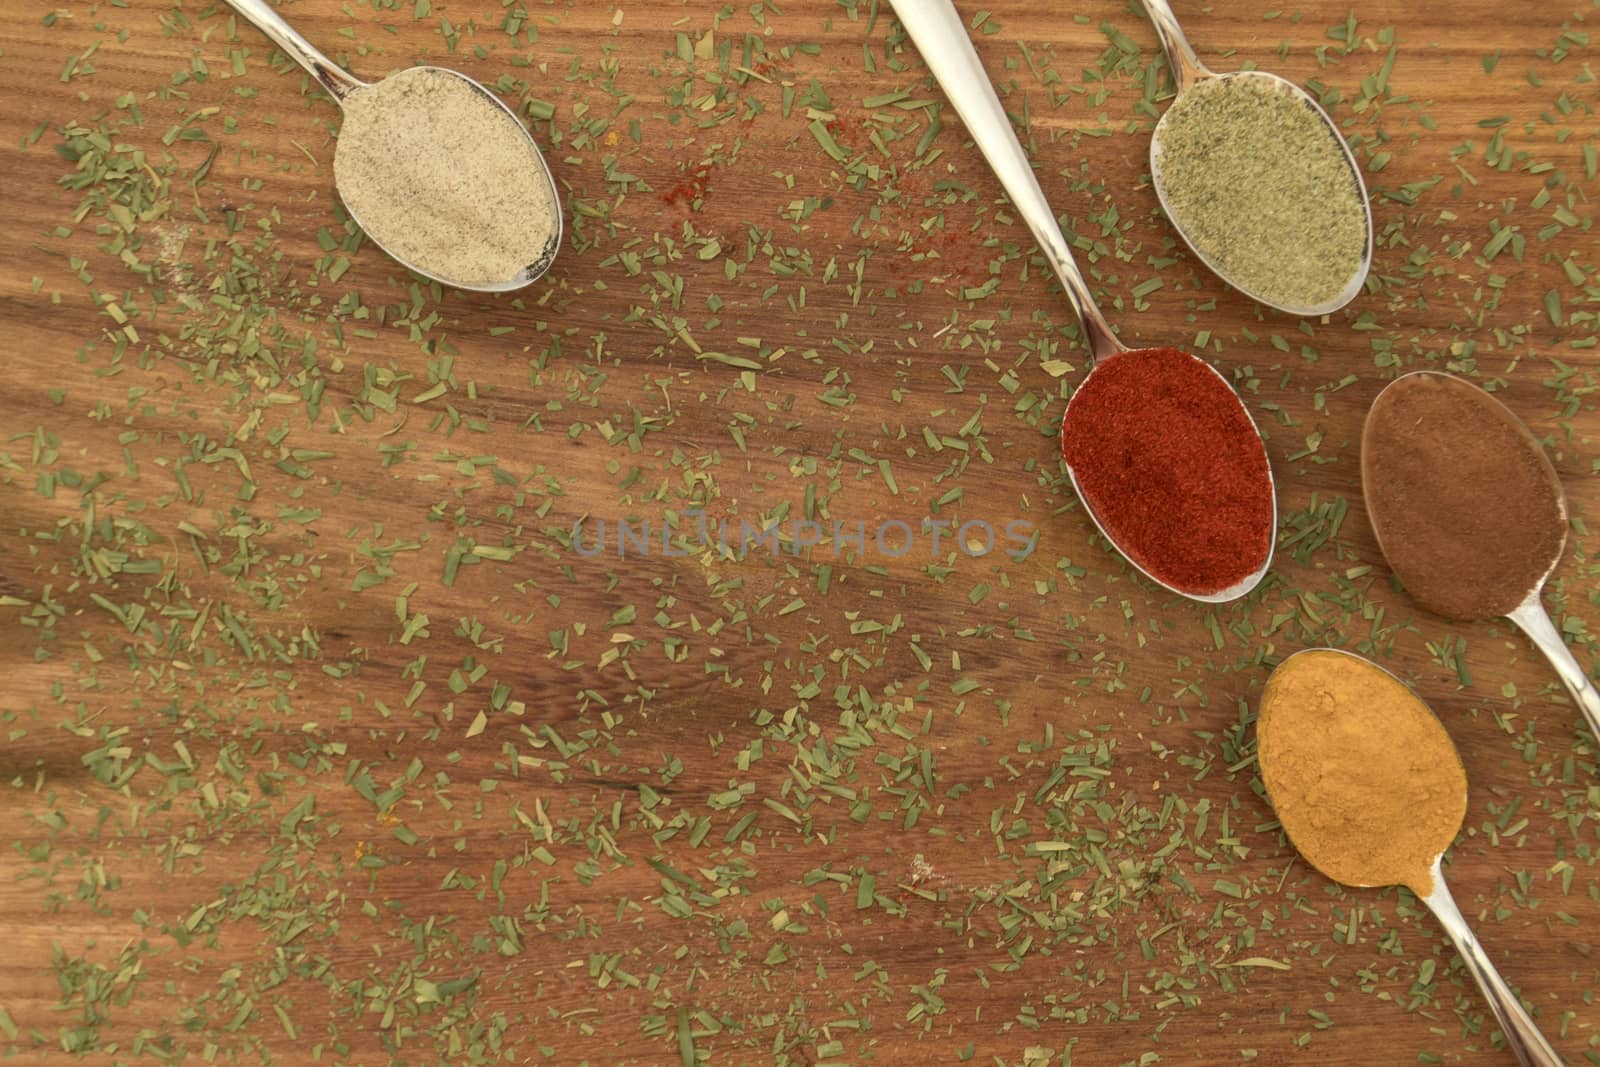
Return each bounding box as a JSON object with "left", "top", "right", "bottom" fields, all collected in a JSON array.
[{"left": 2, "top": 0, "right": 1598, "bottom": 1064}]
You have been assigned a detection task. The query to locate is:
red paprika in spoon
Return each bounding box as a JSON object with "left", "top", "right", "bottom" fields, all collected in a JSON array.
[
  {"left": 1061, "top": 347, "right": 1275, "bottom": 596},
  {"left": 885, "top": 0, "right": 1276, "bottom": 601}
]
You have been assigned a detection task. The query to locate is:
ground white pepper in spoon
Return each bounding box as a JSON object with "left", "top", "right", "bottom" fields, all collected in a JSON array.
[{"left": 334, "top": 67, "right": 561, "bottom": 288}]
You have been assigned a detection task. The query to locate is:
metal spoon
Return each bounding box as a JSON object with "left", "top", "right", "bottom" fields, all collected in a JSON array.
[
  {"left": 1259, "top": 649, "right": 1563, "bottom": 1067},
  {"left": 1139, "top": 0, "right": 1373, "bottom": 316},
  {"left": 886, "top": 0, "right": 1275, "bottom": 603},
  {"left": 1362, "top": 372, "right": 1600, "bottom": 746},
  {"left": 1421, "top": 856, "right": 1565, "bottom": 1067},
  {"left": 223, "top": 0, "right": 561, "bottom": 291}
]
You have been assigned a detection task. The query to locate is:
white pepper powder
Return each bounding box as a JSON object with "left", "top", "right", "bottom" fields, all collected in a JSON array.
[{"left": 333, "top": 67, "right": 560, "bottom": 287}]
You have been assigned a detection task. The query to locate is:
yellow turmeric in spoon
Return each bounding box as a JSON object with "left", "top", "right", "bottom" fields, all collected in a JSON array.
[{"left": 1257, "top": 648, "right": 1466, "bottom": 896}]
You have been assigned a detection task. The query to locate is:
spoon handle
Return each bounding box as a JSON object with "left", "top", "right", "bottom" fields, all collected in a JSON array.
[
  {"left": 1137, "top": 0, "right": 1211, "bottom": 96},
  {"left": 1508, "top": 595, "right": 1600, "bottom": 747},
  {"left": 884, "top": 0, "right": 1123, "bottom": 362},
  {"left": 223, "top": 0, "right": 364, "bottom": 101},
  {"left": 1423, "top": 861, "right": 1565, "bottom": 1067}
]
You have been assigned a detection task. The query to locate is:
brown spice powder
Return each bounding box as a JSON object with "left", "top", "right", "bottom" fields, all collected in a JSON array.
[
  {"left": 1361, "top": 372, "right": 1566, "bottom": 620},
  {"left": 333, "top": 67, "right": 560, "bottom": 287},
  {"left": 1257, "top": 649, "right": 1466, "bottom": 896}
]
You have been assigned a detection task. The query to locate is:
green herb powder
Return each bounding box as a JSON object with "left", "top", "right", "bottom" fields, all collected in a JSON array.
[{"left": 1152, "top": 74, "right": 1368, "bottom": 311}]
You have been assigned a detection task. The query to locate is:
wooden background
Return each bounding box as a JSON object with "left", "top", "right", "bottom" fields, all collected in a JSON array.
[{"left": 3, "top": 0, "right": 1598, "bottom": 1063}]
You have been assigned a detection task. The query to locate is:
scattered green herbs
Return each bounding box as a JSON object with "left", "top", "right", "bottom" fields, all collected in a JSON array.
[{"left": 1, "top": 2, "right": 1597, "bottom": 1066}]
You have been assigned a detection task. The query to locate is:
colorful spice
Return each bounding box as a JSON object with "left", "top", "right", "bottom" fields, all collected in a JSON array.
[
  {"left": 13, "top": 2, "right": 1600, "bottom": 1063},
  {"left": 1257, "top": 649, "right": 1467, "bottom": 896},
  {"left": 1060, "top": 347, "right": 1274, "bottom": 596},
  {"left": 335, "top": 67, "right": 561, "bottom": 286},
  {"left": 1361, "top": 372, "right": 1566, "bottom": 619},
  {"left": 1151, "top": 73, "right": 1369, "bottom": 312}
]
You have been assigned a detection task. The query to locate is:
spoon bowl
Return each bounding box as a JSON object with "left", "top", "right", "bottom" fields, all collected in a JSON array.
[
  {"left": 1259, "top": 649, "right": 1564, "bottom": 1066},
  {"left": 886, "top": 0, "right": 1275, "bottom": 602},
  {"left": 1061, "top": 348, "right": 1276, "bottom": 602},
  {"left": 1141, "top": 0, "right": 1373, "bottom": 315},
  {"left": 1361, "top": 371, "right": 1600, "bottom": 746},
  {"left": 223, "top": 0, "right": 561, "bottom": 292}
]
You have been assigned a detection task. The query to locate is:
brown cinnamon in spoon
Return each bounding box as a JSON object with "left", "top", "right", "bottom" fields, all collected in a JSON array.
[{"left": 1361, "top": 372, "right": 1565, "bottom": 620}]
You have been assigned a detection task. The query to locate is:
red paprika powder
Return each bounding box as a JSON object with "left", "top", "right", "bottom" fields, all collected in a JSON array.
[{"left": 1060, "top": 347, "right": 1274, "bottom": 596}]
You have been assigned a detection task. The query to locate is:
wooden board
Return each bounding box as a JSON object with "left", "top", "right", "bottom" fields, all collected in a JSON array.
[{"left": 2, "top": 0, "right": 1597, "bottom": 1063}]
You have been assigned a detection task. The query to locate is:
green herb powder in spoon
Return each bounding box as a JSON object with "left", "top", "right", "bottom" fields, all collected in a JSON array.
[{"left": 1153, "top": 75, "right": 1368, "bottom": 311}]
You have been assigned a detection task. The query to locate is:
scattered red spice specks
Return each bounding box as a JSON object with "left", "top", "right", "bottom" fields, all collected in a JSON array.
[
  {"left": 662, "top": 161, "right": 715, "bottom": 207},
  {"left": 1060, "top": 347, "right": 1274, "bottom": 595},
  {"left": 902, "top": 225, "right": 990, "bottom": 286},
  {"left": 825, "top": 108, "right": 870, "bottom": 150},
  {"left": 878, "top": 166, "right": 989, "bottom": 285}
]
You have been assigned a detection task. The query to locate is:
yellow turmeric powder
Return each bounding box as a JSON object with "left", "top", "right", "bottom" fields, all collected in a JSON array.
[{"left": 1256, "top": 649, "right": 1467, "bottom": 896}]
